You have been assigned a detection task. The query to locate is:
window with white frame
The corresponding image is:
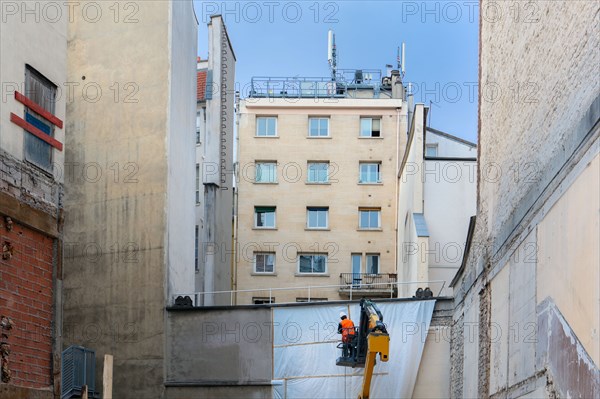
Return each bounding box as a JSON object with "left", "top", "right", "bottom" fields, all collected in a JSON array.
[
  {"left": 255, "top": 162, "right": 277, "bottom": 183},
  {"left": 307, "top": 207, "right": 328, "bottom": 229},
  {"left": 254, "top": 206, "right": 276, "bottom": 228},
  {"left": 359, "top": 208, "right": 381, "bottom": 229},
  {"left": 256, "top": 116, "right": 277, "bottom": 136},
  {"left": 298, "top": 253, "right": 327, "bottom": 274},
  {"left": 24, "top": 66, "right": 57, "bottom": 171},
  {"left": 425, "top": 144, "right": 438, "bottom": 157},
  {"left": 359, "top": 162, "right": 381, "bottom": 183},
  {"left": 254, "top": 252, "right": 275, "bottom": 273},
  {"left": 308, "top": 117, "right": 329, "bottom": 137},
  {"left": 307, "top": 162, "right": 329, "bottom": 183},
  {"left": 366, "top": 254, "right": 380, "bottom": 274},
  {"left": 360, "top": 117, "right": 381, "bottom": 137}
]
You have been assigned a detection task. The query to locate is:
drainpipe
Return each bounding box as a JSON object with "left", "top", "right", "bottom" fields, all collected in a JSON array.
[{"left": 394, "top": 106, "right": 401, "bottom": 298}]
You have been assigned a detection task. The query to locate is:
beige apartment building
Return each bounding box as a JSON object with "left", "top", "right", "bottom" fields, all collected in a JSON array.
[{"left": 235, "top": 72, "right": 408, "bottom": 304}]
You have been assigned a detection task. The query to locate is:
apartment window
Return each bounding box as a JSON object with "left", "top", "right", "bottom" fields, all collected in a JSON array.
[
  {"left": 195, "top": 226, "right": 199, "bottom": 272},
  {"left": 256, "top": 116, "right": 277, "bottom": 136},
  {"left": 309, "top": 117, "right": 329, "bottom": 137},
  {"left": 255, "top": 206, "right": 276, "bottom": 228},
  {"left": 296, "top": 298, "right": 328, "bottom": 302},
  {"left": 253, "top": 297, "right": 275, "bottom": 304},
  {"left": 366, "top": 254, "right": 380, "bottom": 274},
  {"left": 359, "top": 208, "right": 381, "bottom": 229},
  {"left": 360, "top": 117, "right": 381, "bottom": 137},
  {"left": 359, "top": 162, "right": 381, "bottom": 183},
  {"left": 196, "top": 164, "right": 200, "bottom": 204},
  {"left": 255, "top": 162, "right": 277, "bottom": 183},
  {"left": 307, "top": 162, "right": 329, "bottom": 183},
  {"left": 298, "top": 254, "right": 327, "bottom": 274},
  {"left": 254, "top": 252, "right": 275, "bottom": 273},
  {"left": 24, "top": 66, "right": 57, "bottom": 171},
  {"left": 307, "top": 207, "right": 328, "bottom": 229},
  {"left": 425, "top": 144, "right": 438, "bottom": 157}
]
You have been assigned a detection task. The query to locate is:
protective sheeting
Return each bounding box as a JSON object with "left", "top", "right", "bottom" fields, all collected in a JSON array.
[{"left": 272, "top": 300, "right": 435, "bottom": 398}]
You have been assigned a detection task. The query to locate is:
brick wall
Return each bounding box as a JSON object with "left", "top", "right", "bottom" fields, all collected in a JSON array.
[{"left": 0, "top": 220, "right": 54, "bottom": 389}]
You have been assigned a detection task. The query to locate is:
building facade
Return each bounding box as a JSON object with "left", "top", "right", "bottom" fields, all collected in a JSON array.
[
  {"left": 0, "top": 4, "right": 67, "bottom": 397},
  {"left": 194, "top": 16, "right": 236, "bottom": 306},
  {"left": 450, "top": 1, "right": 599, "bottom": 398},
  {"left": 236, "top": 71, "right": 407, "bottom": 304},
  {"left": 397, "top": 110, "right": 477, "bottom": 298},
  {"left": 61, "top": 2, "right": 198, "bottom": 397}
]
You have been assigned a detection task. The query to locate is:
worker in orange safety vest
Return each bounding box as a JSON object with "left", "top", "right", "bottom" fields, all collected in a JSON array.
[{"left": 338, "top": 311, "right": 356, "bottom": 358}]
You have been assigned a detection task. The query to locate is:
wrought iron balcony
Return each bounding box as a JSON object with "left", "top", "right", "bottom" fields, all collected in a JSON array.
[{"left": 338, "top": 273, "right": 398, "bottom": 298}]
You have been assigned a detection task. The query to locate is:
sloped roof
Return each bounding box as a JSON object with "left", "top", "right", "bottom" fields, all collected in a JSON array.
[{"left": 413, "top": 213, "right": 430, "bottom": 237}]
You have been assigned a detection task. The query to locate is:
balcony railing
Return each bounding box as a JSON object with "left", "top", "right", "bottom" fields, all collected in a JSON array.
[{"left": 339, "top": 273, "right": 398, "bottom": 297}]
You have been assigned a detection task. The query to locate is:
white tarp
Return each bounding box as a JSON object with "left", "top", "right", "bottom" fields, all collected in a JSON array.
[{"left": 272, "top": 300, "right": 435, "bottom": 398}]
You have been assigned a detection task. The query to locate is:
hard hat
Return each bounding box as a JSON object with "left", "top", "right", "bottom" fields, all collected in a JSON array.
[{"left": 339, "top": 311, "right": 347, "bottom": 318}]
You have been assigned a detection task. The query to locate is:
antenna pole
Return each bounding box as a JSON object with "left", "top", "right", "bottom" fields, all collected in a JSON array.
[
  {"left": 328, "top": 30, "right": 337, "bottom": 82},
  {"left": 401, "top": 42, "right": 406, "bottom": 76},
  {"left": 332, "top": 33, "right": 337, "bottom": 81}
]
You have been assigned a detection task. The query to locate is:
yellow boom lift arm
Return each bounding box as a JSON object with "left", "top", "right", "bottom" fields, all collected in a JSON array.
[{"left": 336, "top": 299, "right": 390, "bottom": 399}]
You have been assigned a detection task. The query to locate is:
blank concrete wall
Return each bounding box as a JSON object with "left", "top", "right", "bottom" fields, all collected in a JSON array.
[{"left": 166, "top": 308, "right": 273, "bottom": 384}]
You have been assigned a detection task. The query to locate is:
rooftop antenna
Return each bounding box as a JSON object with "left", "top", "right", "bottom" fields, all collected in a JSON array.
[
  {"left": 401, "top": 42, "right": 406, "bottom": 77},
  {"left": 328, "top": 29, "right": 337, "bottom": 82},
  {"left": 397, "top": 43, "right": 406, "bottom": 78}
]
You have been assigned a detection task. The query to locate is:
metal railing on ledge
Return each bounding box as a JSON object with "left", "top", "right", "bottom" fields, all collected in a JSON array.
[
  {"left": 248, "top": 70, "right": 384, "bottom": 99},
  {"left": 171, "top": 279, "right": 446, "bottom": 307}
]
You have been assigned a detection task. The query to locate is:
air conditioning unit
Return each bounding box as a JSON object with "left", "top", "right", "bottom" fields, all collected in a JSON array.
[{"left": 61, "top": 346, "right": 99, "bottom": 399}]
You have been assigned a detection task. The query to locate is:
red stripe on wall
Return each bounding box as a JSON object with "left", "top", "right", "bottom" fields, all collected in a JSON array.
[
  {"left": 15, "top": 91, "right": 63, "bottom": 129},
  {"left": 10, "top": 113, "right": 63, "bottom": 151}
]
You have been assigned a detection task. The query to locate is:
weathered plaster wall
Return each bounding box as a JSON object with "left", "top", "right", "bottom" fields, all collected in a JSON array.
[
  {"left": 0, "top": 2, "right": 67, "bottom": 396},
  {"left": 199, "top": 16, "right": 236, "bottom": 305},
  {"left": 62, "top": 1, "right": 197, "bottom": 397},
  {"left": 452, "top": 1, "right": 599, "bottom": 397},
  {"left": 165, "top": 0, "right": 198, "bottom": 300}
]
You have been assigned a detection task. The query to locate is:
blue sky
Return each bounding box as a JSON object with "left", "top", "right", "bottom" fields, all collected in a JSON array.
[{"left": 194, "top": 1, "right": 479, "bottom": 143}]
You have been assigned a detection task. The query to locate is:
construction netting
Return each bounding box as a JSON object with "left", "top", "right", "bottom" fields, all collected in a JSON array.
[{"left": 271, "top": 300, "right": 435, "bottom": 398}]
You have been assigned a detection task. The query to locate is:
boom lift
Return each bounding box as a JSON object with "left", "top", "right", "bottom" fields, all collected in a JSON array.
[{"left": 336, "top": 299, "right": 389, "bottom": 399}]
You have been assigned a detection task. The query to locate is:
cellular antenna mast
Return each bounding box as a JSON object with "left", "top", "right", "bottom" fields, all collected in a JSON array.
[
  {"left": 328, "top": 29, "right": 337, "bottom": 82},
  {"left": 397, "top": 43, "right": 406, "bottom": 78}
]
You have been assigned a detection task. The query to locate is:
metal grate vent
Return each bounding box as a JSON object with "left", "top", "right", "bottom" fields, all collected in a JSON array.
[{"left": 61, "top": 346, "right": 98, "bottom": 399}]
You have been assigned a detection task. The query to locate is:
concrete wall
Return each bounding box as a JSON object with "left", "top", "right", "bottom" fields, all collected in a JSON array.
[
  {"left": 166, "top": 0, "right": 198, "bottom": 300},
  {"left": 236, "top": 98, "right": 406, "bottom": 304},
  {"left": 198, "top": 16, "right": 236, "bottom": 305},
  {"left": 452, "top": 1, "right": 599, "bottom": 397},
  {"left": 413, "top": 298, "right": 452, "bottom": 398},
  {"left": 424, "top": 158, "right": 476, "bottom": 296},
  {"left": 397, "top": 104, "right": 425, "bottom": 297},
  {"left": 62, "top": 2, "right": 197, "bottom": 397}
]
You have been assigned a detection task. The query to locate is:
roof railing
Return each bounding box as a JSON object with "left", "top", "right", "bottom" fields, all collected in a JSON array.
[{"left": 172, "top": 279, "right": 446, "bottom": 307}]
